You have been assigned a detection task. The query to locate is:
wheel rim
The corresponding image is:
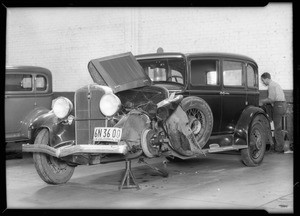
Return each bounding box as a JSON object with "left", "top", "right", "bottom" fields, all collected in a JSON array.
[
  {"left": 46, "top": 155, "right": 69, "bottom": 174},
  {"left": 249, "top": 127, "right": 263, "bottom": 159},
  {"left": 186, "top": 108, "right": 206, "bottom": 139},
  {"left": 189, "top": 117, "right": 202, "bottom": 135}
]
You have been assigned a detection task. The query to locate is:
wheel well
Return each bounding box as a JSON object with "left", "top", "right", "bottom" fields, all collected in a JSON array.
[
  {"left": 251, "top": 113, "right": 272, "bottom": 144},
  {"left": 30, "top": 127, "right": 49, "bottom": 143},
  {"left": 251, "top": 114, "right": 270, "bottom": 131}
]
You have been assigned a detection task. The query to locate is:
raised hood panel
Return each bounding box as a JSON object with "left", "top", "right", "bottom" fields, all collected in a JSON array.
[{"left": 88, "top": 52, "right": 152, "bottom": 93}]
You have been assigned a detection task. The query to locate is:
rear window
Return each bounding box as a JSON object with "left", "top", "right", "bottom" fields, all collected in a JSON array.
[{"left": 5, "top": 74, "right": 33, "bottom": 92}]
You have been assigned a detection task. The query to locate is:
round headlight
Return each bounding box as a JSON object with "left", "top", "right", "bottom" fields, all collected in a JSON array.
[
  {"left": 99, "top": 93, "right": 121, "bottom": 117},
  {"left": 52, "top": 97, "right": 73, "bottom": 119}
]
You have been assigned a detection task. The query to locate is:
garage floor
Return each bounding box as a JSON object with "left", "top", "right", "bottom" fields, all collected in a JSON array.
[{"left": 5, "top": 144, "right": 293, "bottom": 213}]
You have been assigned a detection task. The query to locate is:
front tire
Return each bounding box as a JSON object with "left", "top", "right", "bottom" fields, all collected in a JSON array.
[
  {"left": 33, "top": 129, "right": 75, "bottom": 184},
  {"left": 241, "top": 116, "right": 267, "bottom": 166}
]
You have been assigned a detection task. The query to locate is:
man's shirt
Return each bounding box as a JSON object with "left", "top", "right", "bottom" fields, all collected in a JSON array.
[{"left": 268, "top": 80, "right": 286, "bottom": 103}]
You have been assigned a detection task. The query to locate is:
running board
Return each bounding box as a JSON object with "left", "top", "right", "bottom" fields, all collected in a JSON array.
[
  {"left": 206, "top": 144, "right": 248, "bottom": 153},
  {"left": 22, "top": 142, "right": 129, "bottom": 158}
]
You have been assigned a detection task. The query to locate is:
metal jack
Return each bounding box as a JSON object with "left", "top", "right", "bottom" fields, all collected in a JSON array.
[
  {"left": 138, "top": 158, "right": 169, "bottom": 177},
  {"left": 119, "top": 160, "right": 140, "bottom": 190}
]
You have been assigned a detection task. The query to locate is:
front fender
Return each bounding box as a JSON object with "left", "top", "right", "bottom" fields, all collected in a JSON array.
[
  {"left": 30, "top": 111, "right": 75, "bottom": 147},
  {"left": 234, "top": 105, "right": 269, "bottom": 146},
  {"left": 20, "top": 107, "right": 50, "bottom": 141}
]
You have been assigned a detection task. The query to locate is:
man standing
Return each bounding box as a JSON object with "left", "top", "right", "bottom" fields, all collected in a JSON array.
[{"left": 259, "top": 72, "right": 287, "bottom": 153}]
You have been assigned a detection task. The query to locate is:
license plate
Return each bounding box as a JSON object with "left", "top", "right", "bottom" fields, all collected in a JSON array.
[{"left": 93, "top": 127, "right": 122, "bottom": 142}]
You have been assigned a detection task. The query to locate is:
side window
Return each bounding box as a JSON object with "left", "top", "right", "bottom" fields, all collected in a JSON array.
[
  {"left": 246, "top": 64, "right": 257, "bottom": 88},
  {"left": 5, "top": 74, "right": 33, "bottom": 91},
  {"left": 223, "top": 61, "right": 243, "bottom": 86},
  {"left": 36, "top": 75, "right": 47, "bottom": 91},
  {"left": 191, "top": 59, "right": 219, "bottom": 85}
]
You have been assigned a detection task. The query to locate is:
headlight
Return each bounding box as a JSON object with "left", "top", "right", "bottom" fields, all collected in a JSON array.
[
  {"left": 99, "top": 93, "right": 121, "bottom": 117},
  {"left": 52, "top": 97, "right": 73, "bottom": 119}
]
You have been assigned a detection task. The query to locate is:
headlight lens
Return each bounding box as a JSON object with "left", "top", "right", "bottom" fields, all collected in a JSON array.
[
  {"left": 52, "top": 97, "right": 73, "bottom": 119},
  {"left": 99, "top": 93, "right": 121, "bottom": 117}
]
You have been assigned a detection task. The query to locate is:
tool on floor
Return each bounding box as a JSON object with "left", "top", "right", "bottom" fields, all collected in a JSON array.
[{"left": 138, "top": 157, "right": 169, "bottom": 177}]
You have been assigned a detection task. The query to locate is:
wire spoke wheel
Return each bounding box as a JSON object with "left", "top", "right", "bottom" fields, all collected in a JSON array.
[{"left": 187, "top": 109, "right": 205, "bottom": 138}]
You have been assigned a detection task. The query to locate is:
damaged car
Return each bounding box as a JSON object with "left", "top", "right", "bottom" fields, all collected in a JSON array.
[{"left": 22, "top": 52, "right": 272, "bottom": 188}]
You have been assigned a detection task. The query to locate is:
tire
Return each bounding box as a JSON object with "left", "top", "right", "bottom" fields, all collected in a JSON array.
[
  {"left": 180, "top": 96, "right": 213, "bottom": 148},
  {"left": 33, "top": 129, "right": 75, "bottom": 184},
  {"left": 241, "top": 117, "right": 267, "bottom": 167}
]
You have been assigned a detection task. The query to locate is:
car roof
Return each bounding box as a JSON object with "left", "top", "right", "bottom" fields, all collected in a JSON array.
[
  {"left": 135, "top": 52, "right": 257, "bottom": 66},
  {"left": 6, "top": 66, "right": 52, "bottom": 76}
]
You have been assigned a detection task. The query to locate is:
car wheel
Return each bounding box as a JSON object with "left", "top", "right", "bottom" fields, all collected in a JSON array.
[
  {"left": 180, "top": 96, "right": 213, "bottom": 148},
  {"left": 33, "top": 129, "right": 75, "bottom": 184},
  {"left": 241, "top": 117, "right": 266, "bottom": 167}
]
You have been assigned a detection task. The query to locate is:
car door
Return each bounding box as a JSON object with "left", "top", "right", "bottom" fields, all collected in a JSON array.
[
  {"left": 187, "top": 58, "right": 222, "bottom": 135},
  {"left": 5, "top": 72, "right": 52, "bottom": 142},
  {"left": 5, "top": 72, "right": 36, "bottom": 141},
  {"left": 219, "top": 59, "right": 247, "bottom": 135}
]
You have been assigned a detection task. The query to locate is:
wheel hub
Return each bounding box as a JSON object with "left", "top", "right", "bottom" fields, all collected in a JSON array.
[
  {"left": 189, "top": 117, "right": 202, "bottom": 135},
  {"left": 253, "top": 130, "right": 262, "bottom": 149}
]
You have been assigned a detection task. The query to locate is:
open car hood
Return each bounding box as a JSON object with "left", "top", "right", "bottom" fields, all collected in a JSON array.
[{"left": 88, "top": 52, "right": 152, "bottom": 93}]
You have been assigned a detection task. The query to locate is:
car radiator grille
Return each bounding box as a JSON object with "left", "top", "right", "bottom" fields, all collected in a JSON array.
[{"left": 75, "top": 84, "right": 106, "bottom": 144}]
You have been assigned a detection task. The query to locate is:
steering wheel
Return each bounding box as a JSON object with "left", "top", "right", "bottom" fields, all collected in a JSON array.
[{"left": 167, "top": 75, "right": 183, "bottom": 83}]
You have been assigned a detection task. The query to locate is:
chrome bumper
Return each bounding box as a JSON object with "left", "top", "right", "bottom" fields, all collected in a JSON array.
[{"left": 22, "top": 142, "right": 129, "bottom": 158}]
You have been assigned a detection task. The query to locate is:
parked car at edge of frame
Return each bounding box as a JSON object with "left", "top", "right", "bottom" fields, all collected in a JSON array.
[
  {"left": 5, "top": 66, "right": 53, "bottom": 144},
  {"left": 22, "top": 52, "right": 272, "bottom": 185}
]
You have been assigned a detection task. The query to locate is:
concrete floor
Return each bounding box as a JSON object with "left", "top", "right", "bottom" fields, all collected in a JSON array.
[{"left": 5, "top": 144, "right": 293, "bottom": 213}]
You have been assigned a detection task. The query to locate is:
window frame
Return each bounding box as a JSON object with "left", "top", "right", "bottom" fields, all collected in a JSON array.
[
  {"left": 221, "top": 59, "right": 246, "bottom": 88},
  {"left": 5, "top": 72, "right": 49, "bottom": 94},
  {"left": 5, "top": 73, "right": 34, "bottom": 93},
  {"left": 245, "top": 63, "right": 259, "bottom": 89},
  {"left": 189, "top": 58, "right": 221, "bottom": 87}
]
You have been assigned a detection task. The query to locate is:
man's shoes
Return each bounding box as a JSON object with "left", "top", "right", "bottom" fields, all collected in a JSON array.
[
  {"left": 284, "top": 150, "right": 293, "bottom": 154},
  {"left": 274, "top": 149, "right": 284, "bottom": 153}
]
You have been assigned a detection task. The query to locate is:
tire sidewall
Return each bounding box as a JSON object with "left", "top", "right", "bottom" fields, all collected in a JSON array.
[
  {"left": 241, "top": 118, "right": 267, "bottom": 166},
  {"left": 33, "top": 129, "right": 74, "bottom": 184}
]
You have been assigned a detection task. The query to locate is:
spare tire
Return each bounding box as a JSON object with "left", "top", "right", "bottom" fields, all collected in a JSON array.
[{"left": 180, "top": 96, "right": 213, "bottom": 148}]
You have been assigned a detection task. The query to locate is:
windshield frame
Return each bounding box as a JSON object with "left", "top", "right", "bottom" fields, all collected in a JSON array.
[{"left": 137, "top": 57, "right": 187, "bottom": 87}]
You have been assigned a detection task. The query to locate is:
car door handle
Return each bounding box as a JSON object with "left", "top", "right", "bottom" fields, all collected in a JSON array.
[{"left": 220, "top": 91, "right": 230, "bottom": 95}]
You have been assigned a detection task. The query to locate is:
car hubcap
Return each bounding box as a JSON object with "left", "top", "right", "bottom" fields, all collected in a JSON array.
[
  {"left": 187, "top": 108, "right": 205, "bottom": 138},
  {"left": 189, "top": 117, "right": 202, "bottom": 135},
  {"left": 250, "top": 128, "right": 262, "bottom": 159},
  {"left": 47, "top": 155, "right": 68, "bottom": 173}
]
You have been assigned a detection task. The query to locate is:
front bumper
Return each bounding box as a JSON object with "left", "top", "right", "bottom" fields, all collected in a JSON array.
[{"left": 22, "top": 142, "right": 129, "bottom": 158}]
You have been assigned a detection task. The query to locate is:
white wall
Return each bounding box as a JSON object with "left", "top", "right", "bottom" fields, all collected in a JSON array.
[{"left": 6, "top": 4, "right": 293, "bottom": 91}]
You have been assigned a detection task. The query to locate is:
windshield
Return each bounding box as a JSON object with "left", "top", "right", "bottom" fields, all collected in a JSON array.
[{"left": 137, "top": 58, "right": 186, "bottom": 85}]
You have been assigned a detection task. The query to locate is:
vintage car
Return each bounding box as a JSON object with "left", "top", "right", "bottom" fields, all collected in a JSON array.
[
  {"left": 22, "top": 52, "right": 272, "bottom": 188},
  {"left": 5, "top": 66, "right": 53, "bottom": 144}
]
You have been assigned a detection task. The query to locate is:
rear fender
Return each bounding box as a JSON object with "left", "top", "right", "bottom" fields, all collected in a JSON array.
[
  {"left": 234, "top": 106, "right": 271, "bottom": 146},
  {"left": 30, "top": 111, "right": 75, "bottom": 147}
]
